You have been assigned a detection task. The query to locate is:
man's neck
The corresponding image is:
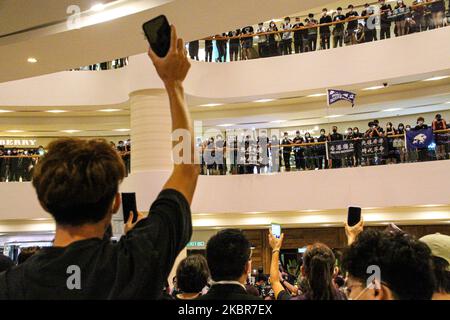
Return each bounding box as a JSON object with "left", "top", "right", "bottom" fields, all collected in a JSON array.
[{"left": 53, "top": 222, "right": 107, "bottom": 247}]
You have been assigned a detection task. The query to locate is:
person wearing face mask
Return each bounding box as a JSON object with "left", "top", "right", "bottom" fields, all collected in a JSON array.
[
  {"left": 319, "top": 8, "right": 332, "bottom": 50},
  {"left": 241, "top": 25, "right": 254, "bottom": 60},
  {"left": 215, "top": 135, "right": 227, "bottom": 175},
  {"left": 267, "top": 21, "right": 279, "bottom": 57},
  {"left": 385, "top": 122, "right": 398, "bottom": 164},
  {"left": 329, "top": 126, "right": 343, "bottom": 168},
  {"left": 432, "top": 114, "right": 447, "bottom": 160},
  {"left": 352, "top": 127, "right": 364, "bottom": 166},
  {"left": 293, "top": 131, "right": 305, "bottom": 171},
  {"left": 282, "top": 132, "right": 293, "bottom": 172},
  {"left": 404, "top": 124, "right": 418, "bottom": 162},
  {"left": 317, "top": 129, "right": 328, "bottom": 169},
  {"left": 395, "top": 123, "right": 407, "bottom": 163},
  {"left": 304, "top": 132, "right": 315, "bottom": 170},
  {"left": 361, "top": 3, "right": 377, "bottom": 42},
  {"left": 293, "top": 17, "right": 305, "bottom": 54},
  {"left": 414, "top": 117, "right": 430, "bottom": 162},
  {"left": 346, "top": 5, "right": 360, "bottom": 45},
  {"left": 228, "top": 29, "right": 241, "bottom": 62},
  {"left": 256, "top": 23, "right": 268, "bottom": 58},
  {"left": 332, "top": 7, "right": 346, "bottom": 48},
  {"left": 344, "top": 128, "right": 355, "bottom": 167},
  {"left": 379, "top": 0, "right": 393, "bottom": 39},
  {"left": 394, "top": 0, "right": 408, "bottom": 36},
  {"left": 270, "top": 135, "right": 281, "bottom": 172},
  {"left": 306, "top": 14, "right": 318, "bottom": 51},
  {"left": 281, "top": 17, "right": 293, "bottom": 55}
]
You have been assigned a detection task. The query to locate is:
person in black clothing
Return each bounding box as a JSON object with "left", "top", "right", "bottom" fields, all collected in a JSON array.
[
  {"left": 215, "top": 34, "right": 227, "bottom": 62},
  {"left": 267, "top": 21, "right": 279, "bottom": 57},
  {"left": 379, "top": 0, "right": 393, "bottom": 39},
  {"left": 188, "top": 40, "right": 199, "bottom": 61},
  {"left": 306, "top": 14, "right": 318, "bottom": 51},
  {"left": 346, "top": 5, "right": 360, "bottom": 45},
  {"left": 198, "top": 229, "right": 261, "bottom": 300},
  {"left": 205, "top": 38, "right": 213, "bottom": 62},
  {"left": 361, "top": 3, "right": 377, "bottom": 42},
  {"left": 414, "top": 116, "right": 429, "bottom": 162},
  {"left": 281, "top": 132, "right": 292, "bottom": 171},
  {"left": 319, "top": 8, "right": 332, "bottom": 49},
  {"left": 215, "top": 134, "right": 227, "bottom": 175},
  {"left": 241, "top": 26, "right": 254, "bottom": 60},
  {"left": 293, "top": 131, "right": 305, "bottom": 171},
  {"left": 229, "top": 29, "right": 241, "bottom": 61},
  {"left": 174, "top": 255, "right": 210, "bottom": 300},
  {"left": 317, "top": 129, "right": 328, "bottom": 169},
  {"left": 293, "top": 17, "right": 305, "bottom": 54},
  {"left": 0, "top": 255, "right": 14, "bottom": 273},
  {"left": 329, "top": 126, "right": 344, "bottom": 168},
  {"left": 0, "top": 26, "right": 199, "bottom": 300},
  {"left": 332, "top": 7, "right": 346, "bottom": 48},
  {"left": 352, "top": 127, "right": 364, "bottom": 166}
]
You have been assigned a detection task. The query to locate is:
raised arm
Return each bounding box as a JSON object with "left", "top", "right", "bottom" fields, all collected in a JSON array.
[
  {"left": 148, "top": 25, "right": 199, "bottom": 204},
  {"left": 268, "top": 232, "right": 285, "bottom": 299},
  {"left": 345, "top": 216, "right": 364, "bottom": 246}
]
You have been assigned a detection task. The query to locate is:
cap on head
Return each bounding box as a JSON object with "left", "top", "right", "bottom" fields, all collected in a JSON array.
[{"left": 420, "top": 233, "right": 450, "bottom": 270}]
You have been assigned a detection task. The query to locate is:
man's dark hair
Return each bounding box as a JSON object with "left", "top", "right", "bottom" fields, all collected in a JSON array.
[
  {"left": 0, "top": 255, "right": 14, "bottom": 273},
  {"left": 431, "top": 256, "right": 450, "bottom": 294},
  {"left": 17, "top": 246, "right": 41, "bottom": 265},
  {"left": 176, "top": 255, "right": 210, "bottom": 293},
  {"left": 206, "top": 229, "right": 251, "bottom": 281},
  {"left": 342, "top": 229, "right": 435, "bottom": 300},
  {"left": 32, "top": 138, "right": 126, "bottom": 226}
]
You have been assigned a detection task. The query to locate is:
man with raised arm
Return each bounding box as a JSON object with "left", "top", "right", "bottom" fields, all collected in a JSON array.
[{"left": 0, "top": 25, "right": 199, "bottom": 300}]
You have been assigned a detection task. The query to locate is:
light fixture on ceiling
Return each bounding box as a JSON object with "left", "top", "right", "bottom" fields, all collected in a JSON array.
[
  {"left": 383, "top": 108, "right": 402, "bottom": 112},
  {"left": 113, "top": 128, "right": 131, "bottom": 132},
  {"left": 0, "top": 109, "right": 13, "bottom": 113},
  {"left": 423, "top": 75, "right": 450, "bottom": 81},
  {"left": 5, "top": 130, "right": 25, "bottom": 133},
  {"left": 91, "top": 3, "right": 105, "bottom": 12},
  {"left": 61, "top": 130, "right": 81, "bottom": 133},
  {"left": 254, "top": 99, "right": 276, "bottom": 103},
  {"left": 325, "top": 115, "right": 343, "bottom": 118},
  {"left": 27, "top": 57, "right": 38, "bottom": 63},
  {"left": 98, "top": 108, "right": 122, "bottom": 112},
  {"left": 46, "top": 110, "right": 67, "bottom": 113},
  {"left": 446, "top": 101, "right": 450, "bottom": 104},
  {"left": 307, "top": 93, "right": 326, "bottom": 97},
  {"left": 200, "top": 103, "right": 224, "bottom": 107},
  {"left": 363, "top": 85, "right": 385, "bottom": 91},
  {"left": 270, "top": 120, "right": 287, "bottom": 124},
  {"left": 218, "top": 124, "right": 234, "bottom": 127}
]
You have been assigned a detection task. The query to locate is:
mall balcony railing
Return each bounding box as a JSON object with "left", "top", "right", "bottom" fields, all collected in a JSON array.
[
  {"left": 68, "top": 57, "right": 129, "bottom": 71},
  {"left": 188, "top": 0, "right": 449, "bottom": 62},
  {"left": 198, "top": 128, "right": 450, "bottom": 175}
]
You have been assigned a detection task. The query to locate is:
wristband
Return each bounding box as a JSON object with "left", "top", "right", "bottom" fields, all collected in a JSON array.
[{"left": 272, "top": 249, "right": 280, "bottom": 254}]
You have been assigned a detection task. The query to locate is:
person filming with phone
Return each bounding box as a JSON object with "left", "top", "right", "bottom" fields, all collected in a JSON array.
[{"left": 0, "top": 24, "right": 199, "bottom": 300}]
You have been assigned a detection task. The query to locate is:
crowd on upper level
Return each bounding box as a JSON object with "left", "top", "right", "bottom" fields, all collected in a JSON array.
[{"left": 188, "top": 0, "right": 449, "bottom": 62}]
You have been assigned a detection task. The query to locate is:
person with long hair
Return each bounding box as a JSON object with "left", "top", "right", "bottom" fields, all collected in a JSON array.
[{"left": 268, "top": 233, "right": 346, "bottom": 300}]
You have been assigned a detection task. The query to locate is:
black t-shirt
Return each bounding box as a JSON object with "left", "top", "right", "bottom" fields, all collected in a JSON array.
[
  {"left": 330, "top": 132, "right": 344, "bottom": 141},
  {"left": 380, "top": 4, "right": 393, "bottom": 24},
  {"left": 319, "top": 15, "right": 332, "bottom": 33},
  {"left": 293, "top": 23, "right": 304, "bottom": 39},
  {"left": 333, "top": 14, "right": 346, "bottom": 30},
  {"left": 242, "top": 26, "right": 254, "bottom": 43},
  {"left": 346, "top": 11, "right": 359, "bottom": 29},
  {"left": 0, "top": 189, "right": 192, "bottom": 300}
]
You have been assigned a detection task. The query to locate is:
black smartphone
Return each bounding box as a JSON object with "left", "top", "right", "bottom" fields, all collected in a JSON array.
[
  {"left": 347, "top": 207, "right": 361, "bottom": 227},
  {"left": 122, "top": 193, "right": 138, "bottom": 223},
  {"left": 142, "top": 15, "right": 171, "bottom": 57}
]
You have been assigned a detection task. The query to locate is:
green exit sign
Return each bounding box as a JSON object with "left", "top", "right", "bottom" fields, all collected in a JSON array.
[{"left": 187, "top": 241, "right": 206, "bottom": 247}]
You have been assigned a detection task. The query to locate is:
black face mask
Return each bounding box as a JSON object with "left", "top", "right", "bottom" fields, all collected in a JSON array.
[{"left": 332, "top": 129, "right": 337, "bottom": 133}]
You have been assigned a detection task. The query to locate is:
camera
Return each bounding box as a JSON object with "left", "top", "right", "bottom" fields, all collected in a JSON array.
[{"left": 383, "top": 83, "right": 388, "bottom": 87}]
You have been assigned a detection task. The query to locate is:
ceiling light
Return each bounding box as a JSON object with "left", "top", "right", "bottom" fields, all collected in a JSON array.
[
  {"left": 446, "top": 101, "right": 450, "bottom": 104},
  {"left": 5, "top": 130, "right": 25, "bottom": 133},
  {"left": 325, "top": 115, "right": 343, "bottom": 118},
  {"left": 383, "top": 108, "right": 402, "bottom": 112},
  {"left": 423, "top": 76, "right": 450, "bottom": 81},
  {"left": 113, "top": 128, "right": 131, "bottom": 132},
  {"left": 27, "top": 57, "right": 38, "bottom": 63},
  {"left": 91, "top": 3, "right": 105, "bottom": 12},
  {"left": 200, "top": 103, "right": 223, "bottom": 107},
  {"left": 254, "top": 99, "right": 276, "bottom": 103},
  {"left": 218, "top": 124, "right": 234, "bottom": 127},
  {"left": 46, "top": 110, "right": 67, "bottom": 113},
  {"left": 98, "top": 108, "right": 122, "bottom": 112},
  {"left": 270, "top": 120, "right": 287, "bottom": 124},
  {"left": 363, "top": 86, "right": 385, "bottom": 91},
  {"left": 307, "top": 93, "right": 326, "bottom": 97},
  {"left": 61, "top": 130, "right": 81, "bottom": 133},
  {"left": 0, "top": 110, "right": 13, "bottom": 113}
]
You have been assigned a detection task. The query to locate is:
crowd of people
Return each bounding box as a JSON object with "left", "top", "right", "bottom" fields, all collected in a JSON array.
[
  {"left": 0, "top": 25, "right": 447, "bottom": 301},
  {"left": 198, "top": 114, "right": 449, "bottom": 175},
  {"left": 188, "top": 0, "right": 449, "bottom": 62}
]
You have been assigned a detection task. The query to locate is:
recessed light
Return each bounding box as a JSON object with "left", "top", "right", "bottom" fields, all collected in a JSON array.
[
  {"left": 423, "top": 76, "right": 450, "bottom": 81},
  {"left": 270, "top": 120, "right": 287, "bottom": 124},
  {"left": 27, "top": 57, "right": 38, "bottom": 63},
  {"left": 363, "top": 86, "right": 385, "bottom": 91},
  {"left": 218, "top": 124, "right": 234, "bottom": 127},
  {"left": 254, "top": 99, "right": 276, "bottom": 103},
  {"left": 325, "top": 115, "right": 343, "bottom": 118},
  {"left": 98, "top": 109, "right": 122, "bottom": 112},
  {"left": 91, "top": 3, "right": 105, "bottom": 11},
  {"left": 113, "top": 128, "right": 130, "bottom": 132},
  {"left": 383, "top": 108, "right": 402, "bottom": 112},
  {"left": 307, "top": 93, "right": 326, "bottom": 97},
  {"left": 46, "top": 110, "right": 67, "bottom": 113},
  {"left": 61, "top": 130, "right": 81, "bottom": 133},
  {"left": 0, "top": 109, "right": 13, "bottom": 113},
  {"left": 200, "top": 103, "right": 223, "bottom": 107},
  {"left": 446, "top": 101, "right": 450, "bottom": 104},
  {"left": 5, "top": 130, "right": 25, "bottom": 133}
]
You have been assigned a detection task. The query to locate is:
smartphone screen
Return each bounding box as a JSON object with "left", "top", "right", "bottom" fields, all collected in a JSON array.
[
  {"left": 142, "top": 15, "right": 171, "bottom": 57},
  {"left": 121, "top": 193, "right": 138, "bottom": 224},
  {"left": 347, "top": 206, "right": 362, "bottom": 227},
  {"left": 271, "top": 223, "right": 281, "bottom": 239}
]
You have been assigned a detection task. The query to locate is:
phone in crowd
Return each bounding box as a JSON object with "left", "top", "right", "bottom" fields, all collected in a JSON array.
[
  {"left": 271, "top": 223, "right": 281, "bottom": 239},
  {"left": 121, "top": 193, "right": 138, "bottom": 224},
  {"left": 142, "top": 15, "right": 171, "bottom": 58},
  {"left": 347, "top": 206, "right": 362, "bottom": 227}
]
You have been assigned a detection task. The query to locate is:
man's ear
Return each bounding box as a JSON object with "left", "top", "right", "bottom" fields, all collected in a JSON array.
[{"left": 112, "top": 193, "right": 121, "bottom": 214}]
